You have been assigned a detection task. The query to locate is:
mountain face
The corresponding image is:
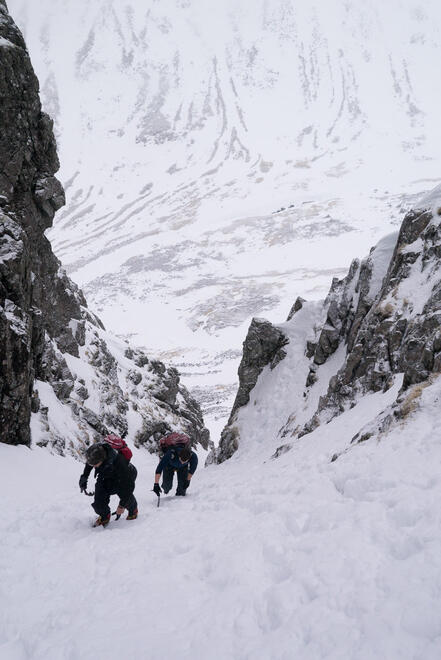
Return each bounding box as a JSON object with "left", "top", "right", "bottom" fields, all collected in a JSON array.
[
  {"left": 0, "top": 2, "right": 209, "bottom": 454},
  {"left": 7, "top": 0, "right": 441, "bottom": 428},
  {"left": 213, "top": 187, "right": 441, "bottom": 462}
]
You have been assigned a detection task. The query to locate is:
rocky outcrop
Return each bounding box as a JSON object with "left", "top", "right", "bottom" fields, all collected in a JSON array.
[
  {"left": 0, "top": 3, "right": 76, "bottom": 444},
  {"left": 299, "top": 206, "right": 441, "bottom": 437},
  {"left": 231, "top": 318, "right": 289, "bottom": 415},
  {"left": 210, "top": 317, "right": 288, "bottom": 463},
  {"left": 0, "top": 3, "right": 209, "bottom": 454},
  {"left": 216, "top": 189, "right": 441, "bottom": 461}
]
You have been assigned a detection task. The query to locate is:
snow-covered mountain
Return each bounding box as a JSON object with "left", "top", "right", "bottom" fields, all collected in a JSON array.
[{"left": 8, "top": 0, "right": 441, "bottom": 434}]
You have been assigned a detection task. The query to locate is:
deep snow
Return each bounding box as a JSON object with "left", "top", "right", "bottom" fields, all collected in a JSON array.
[{"left": 2, "top": 373, "right": 441, "bottom": 659}]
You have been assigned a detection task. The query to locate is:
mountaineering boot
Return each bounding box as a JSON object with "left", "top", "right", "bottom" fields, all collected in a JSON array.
[
  {"left": 93, "top": 513, "right": 111, "bottom": 527},
  {"left": 175, "top": 489, "right": 186, "bottom": 496},
  {"left": 126, "top": 508, "right": 138, "bottom": 520}
]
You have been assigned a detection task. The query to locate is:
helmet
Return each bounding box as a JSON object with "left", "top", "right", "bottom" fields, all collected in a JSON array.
[{"left": 85, "top": 443, "right": 106, "bottom": 466}]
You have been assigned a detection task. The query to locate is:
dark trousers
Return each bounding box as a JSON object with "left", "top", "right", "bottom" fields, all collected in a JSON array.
[
  {"left": 92, "top": 465, "right": 137, "bottom": 518},
  {"left": 162, "top": 465, "right": 188, "bottom": 495}
]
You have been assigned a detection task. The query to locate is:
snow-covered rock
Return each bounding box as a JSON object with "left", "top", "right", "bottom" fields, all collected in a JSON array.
[
  {"left": 212, "top": 317, "right": 289, "bottom": 463},
  {"left": 215, "top": 190, "right": 441, "bottom": 461}
]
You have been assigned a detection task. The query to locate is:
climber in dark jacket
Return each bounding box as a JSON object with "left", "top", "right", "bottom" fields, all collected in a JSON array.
[
  {"left": 153, "top": 446, "right": 198, "bottom": 497},
  {"left": 80, "top": 443, "right": 138, "bottom": 526}
]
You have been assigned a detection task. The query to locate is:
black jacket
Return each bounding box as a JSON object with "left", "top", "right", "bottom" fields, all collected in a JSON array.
[{"left": 82, "top": 444, "right": 136, "bottom": 508}]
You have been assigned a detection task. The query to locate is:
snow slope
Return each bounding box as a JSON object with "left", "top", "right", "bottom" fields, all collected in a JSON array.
[
  {"left": 2, "top": 372, "right": 441, "bottom": 659},
  {"left": 7, "top": 0, "right": 441, "bottom": 433}
]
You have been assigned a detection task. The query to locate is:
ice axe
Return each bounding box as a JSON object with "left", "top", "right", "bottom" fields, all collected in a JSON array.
[{"left": 152, "top": 487, "right": 160, "bottom": 507}]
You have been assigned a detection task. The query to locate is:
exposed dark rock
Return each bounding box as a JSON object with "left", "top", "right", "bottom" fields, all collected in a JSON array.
[
  {"left": 212, "top": 317, "right": 289, "bottom": 463},
  {"left": 312, "top": 259, "right": 360, "bottom": 365},
  {"left": 135, "top": 420, "right": 171, "bottom": 450},
  {"left": 154, "top": 366, "right": 180, "bottom": 406},
  {"left": 230, "top": 318, "right": 288, "bottom": 417},
  {"left": 306, "top": 340, "right": 317, "bottom": 358},
  {"left": 38, "top": 341, "right": 75, "bottom": 401},
  {"left": 33, "top": 175, "right": 65, "bottom": 222},
  {"left": 287, "top": 296, "right": 306, "bottom": 321},
  {"left": 80, "top": 407, "right": 108, "bottom": 436},
  {"left": 128, "top": 370, "right": 142, "bottom": 386},
  {"left": 213, "top": 426, "right": 240, "bottom": 464},
  {"left": 89, "top": 337, "right": 117, "bottom": 379},
  {"left": 270, "top": 443, "right": 292, "bottom": 459},
  {"left": 179, "top": 387, "right": 211, "bottom": 449},
  {"left": 150, "top": 360, "right": 166, "bottom": 376},
  {"left": 306, "top": 366, "right": 318, "bottom": 387},
  {"left": 74, "top": 383, "right": 89, "bottom": 401},
  {"left": 134, "top": 352, "right": 149, "bottom": 368},
  {"left": 30, "top": 389, "right": 40, "bottom": 413},
  {"left": 0, "top": 4, "right": 85, "bottom": 443},
  {"left": 297, "top": 206, "right": 441, "bottom": 436}
]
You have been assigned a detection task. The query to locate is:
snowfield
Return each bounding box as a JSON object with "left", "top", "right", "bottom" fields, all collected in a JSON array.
[{"left": 2, "top": 375, "right": 441, "bottom": 659}]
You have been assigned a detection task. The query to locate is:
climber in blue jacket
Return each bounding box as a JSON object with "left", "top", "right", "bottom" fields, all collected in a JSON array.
[{"left": 153, "top": 446, "right": 198, "bottom": 497}]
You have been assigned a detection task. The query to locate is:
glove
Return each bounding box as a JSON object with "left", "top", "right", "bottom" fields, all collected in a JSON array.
[
  {"left": 79, "top": 474, "right": 88, "bottom": 491},
  {"left": 153, "top": 483, "right": 162, "bottom": 496}
]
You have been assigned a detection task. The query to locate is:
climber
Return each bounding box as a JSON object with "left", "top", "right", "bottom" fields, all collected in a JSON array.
[
  {"left": 153, "top": 446, "right": 198, "bottom": 497},
  {"left": 79, "top": 442, "right": 138, "bottom": 527}
]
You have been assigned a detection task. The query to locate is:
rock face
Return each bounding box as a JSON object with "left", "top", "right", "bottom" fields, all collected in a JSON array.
[
  {"left": 0, "top": 3, "right": 209, "bottom": 454},
  {"left": 211, "top": 317, "right": 288, "bottom": 463},
  {"left": 0, "top": 3, "right": 71, "bottom": 444},
  {"left": 299, "top": 206, "right": 441, "bottom": 437},
  {"left": 215, "top": 190, "right": 441, "bottom": 461}
]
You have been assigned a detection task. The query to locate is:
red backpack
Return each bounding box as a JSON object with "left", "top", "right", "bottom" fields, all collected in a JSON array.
[
  {"left": 159, "top": 432, "right": 191, "bottom": 455},
  {"left": 104, "top": 434, "right": 133, "bottom": 462}
]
